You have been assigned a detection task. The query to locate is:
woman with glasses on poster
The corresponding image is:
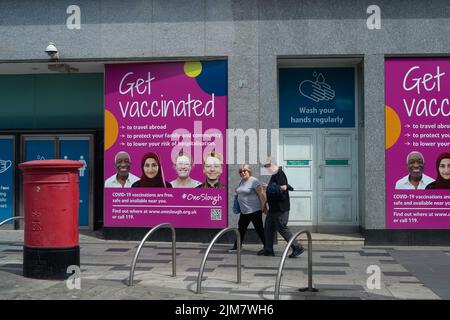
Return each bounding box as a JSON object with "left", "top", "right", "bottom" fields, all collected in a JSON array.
[
  {"left": 132, "top": 152, "right": 172, "bottom": 188},
  {"left": 229, "top": 164, "right": 267, "bottom": 255},
  {"left": 426, "top": 153, "right": 450, "bottom": 189}
]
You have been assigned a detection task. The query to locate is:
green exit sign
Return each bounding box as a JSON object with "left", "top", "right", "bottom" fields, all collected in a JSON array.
[
  {"left": 325, "top": 160, "right": 349, "bottom": 165},
  {"left": 287, "top": 160, "right": 309, "bottom": 166}
]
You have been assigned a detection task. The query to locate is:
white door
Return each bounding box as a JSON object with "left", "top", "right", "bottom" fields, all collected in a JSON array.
[
  {"left": 280, "top": 129, "right": 358, "bottom": 228},
  {"left": 280, "top": 132, "right": 316, "bottom": 226},
  {"left": 317, "top": 129, "right": 358, "bottom": 226}
]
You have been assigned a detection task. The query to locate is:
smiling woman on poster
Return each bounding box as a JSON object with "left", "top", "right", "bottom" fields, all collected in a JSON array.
[
  {"left": 170, "top": 150, "right": 201, "bottom": 188},
  {"left": 132, "top": 152, "right": 172, "bottom": 188},
  {"left": 426, "top": 153, "right": 450, "bottom": 189}
]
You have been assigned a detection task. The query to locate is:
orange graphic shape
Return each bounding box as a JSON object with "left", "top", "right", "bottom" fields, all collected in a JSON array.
[
  {"left": 386, "top": 105, "right": 402, "bottom": 150},
  {"left": 104, "top": 109, "right": 119, "bottom": 151}
]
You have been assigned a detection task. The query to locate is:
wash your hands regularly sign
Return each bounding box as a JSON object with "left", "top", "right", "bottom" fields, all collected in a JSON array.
[
  {"left": 279, "top": 67, "right": 355, "bottom": 128},
  {"left": 104, "top": 61, "right": 228, "bottom": 228},
  {"left": 385, "top": 57, "right": 450, "bottom": 229}
]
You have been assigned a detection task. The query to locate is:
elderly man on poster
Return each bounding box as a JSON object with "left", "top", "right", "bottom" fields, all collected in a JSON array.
[
  {"left": 105, "top": 151, "right": 139, "bottom": 188},
  {"left": 395, "top": 151, "right": 434, "bottom": 190}
]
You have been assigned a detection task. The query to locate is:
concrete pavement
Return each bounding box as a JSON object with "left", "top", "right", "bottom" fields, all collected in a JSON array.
[{"left": 1, "top": 230, "right": 449, "bottom": 300}]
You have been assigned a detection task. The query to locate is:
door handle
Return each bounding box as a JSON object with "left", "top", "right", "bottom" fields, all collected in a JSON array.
[{"left": 318, "top": 165, "right": 323, "bottom": 179}]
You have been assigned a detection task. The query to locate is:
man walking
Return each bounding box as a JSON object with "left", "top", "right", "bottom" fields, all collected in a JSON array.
[{"left": 261, "top": 158, "right": 304, "bottom": 258}]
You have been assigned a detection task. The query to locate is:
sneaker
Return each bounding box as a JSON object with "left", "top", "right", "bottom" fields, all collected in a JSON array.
[
  {"left": 257, "top": 249, "right": 266, "bottom": 256},
  {"left": 263, "top": 250, "right": 275, "bottom": 257},
  {"left": 288, "top": 246, "right": 304, "bottom": 258},
  {"left": 228, "top": 246, "right": 241, "bottom": 253}
]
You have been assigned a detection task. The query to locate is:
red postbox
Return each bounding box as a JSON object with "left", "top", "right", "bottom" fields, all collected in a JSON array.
[{"left": 19, "top": 160, "right": 82, "bottom": 279}]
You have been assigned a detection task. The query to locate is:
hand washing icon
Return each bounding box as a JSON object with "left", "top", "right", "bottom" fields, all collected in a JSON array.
[
  {"left": 0, "top": 160, "right": 12, "bottom": 174},
  {"left": 299, "top": 72, "right": 336, "bottom": 102}
]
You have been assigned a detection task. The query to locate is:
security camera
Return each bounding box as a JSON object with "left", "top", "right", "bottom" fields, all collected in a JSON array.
[{"left": 45, "top": 42, "right": 59, "bottom": 60}]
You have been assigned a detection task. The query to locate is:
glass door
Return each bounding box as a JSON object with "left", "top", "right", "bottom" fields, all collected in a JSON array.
[
  {"left": 0, "top": 135, "right": 15, "bottom": 226},
  {"left": 20, "top": 134, "right": 94, "bottom": 229}
]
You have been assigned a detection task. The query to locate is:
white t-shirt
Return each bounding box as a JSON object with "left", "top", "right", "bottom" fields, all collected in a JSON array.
[
  {"left": 395, "top": 174, "right": 434, "bottom": 190},
  {"left": 104, "top": 173, "right": 140, "bottom": 188}
]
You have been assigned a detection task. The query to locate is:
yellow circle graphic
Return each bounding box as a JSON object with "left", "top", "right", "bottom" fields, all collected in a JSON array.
[
  {"left": 104, "top": 109, "right": 119, "bottom": 151},
  {"left": 386, "top": 105, "right": 402, "bottom": 150},
  {"left": 184, "top": 61, "right": 202, "bottom": 78}
]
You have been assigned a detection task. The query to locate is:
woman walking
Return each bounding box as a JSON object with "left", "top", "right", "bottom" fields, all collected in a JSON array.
[{"left": 229, "top": 164, "right": 266, "bottom": 255}]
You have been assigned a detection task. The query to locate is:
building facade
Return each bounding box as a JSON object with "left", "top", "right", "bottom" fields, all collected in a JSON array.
[{"left": 1, "top": 1, "right": 449, "bottom": 244}]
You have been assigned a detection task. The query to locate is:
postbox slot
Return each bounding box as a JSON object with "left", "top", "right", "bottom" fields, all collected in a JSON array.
[{"left": 23, "top": 173, "right": 70, "bottom": 184}]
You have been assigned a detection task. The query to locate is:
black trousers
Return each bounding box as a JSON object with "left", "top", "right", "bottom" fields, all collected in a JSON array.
[
  {"left": 264, "top": 210, "right": 302, "bottom": 252},
  {"left": 233, "top": 210, "right": 265, "bottom": 248}
]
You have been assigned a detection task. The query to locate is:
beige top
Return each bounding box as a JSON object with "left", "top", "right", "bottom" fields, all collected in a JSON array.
[{"left": 170, "top": 178, "right": 201, "bottom": 188}]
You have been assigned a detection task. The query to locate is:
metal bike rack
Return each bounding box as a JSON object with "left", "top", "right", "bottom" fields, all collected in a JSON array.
[
  {"left": 274, "top": 229, "right": 318, "bottom": 300},
  {"left": 128, "top": 222, "right": 176, "bottom": 286},
  {"left": 196, "top": 227, "right": 241, "bottom": 294},
  {"left": 0, "top": 216, "right": 24, "bottom": 227}
]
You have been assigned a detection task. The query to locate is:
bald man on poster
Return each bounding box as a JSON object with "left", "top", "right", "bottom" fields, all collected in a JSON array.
[
  {"left": 105, "top": 151, "right": 140, "bottom": 188},
  {"left": 395, "top": 151, "right": 434, "bottom": 190}
]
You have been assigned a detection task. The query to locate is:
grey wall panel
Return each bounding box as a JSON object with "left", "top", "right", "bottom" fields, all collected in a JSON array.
[
  {"left": 1, "top": 0, "right": 448, "bottom": 230},
  {"left": 363, "top": 55, "right": 385, "bottom": 229},
  {"left": 1, "top": 1, "right": 449, "bottom": 60}
]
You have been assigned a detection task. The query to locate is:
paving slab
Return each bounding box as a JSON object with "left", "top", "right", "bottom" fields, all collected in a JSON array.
[{"left": 389, "top": 250, "right": 450, "bottom": 299}]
